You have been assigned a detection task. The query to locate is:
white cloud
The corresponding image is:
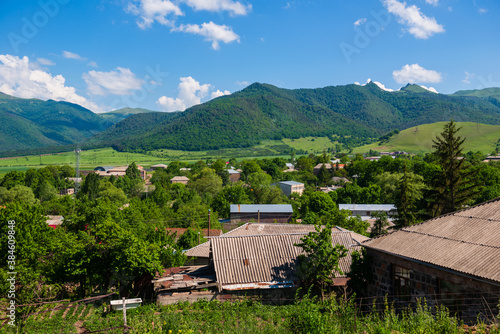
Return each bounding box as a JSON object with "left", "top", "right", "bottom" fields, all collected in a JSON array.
[
  {"left": 83, "top": 67, "right": 144, "bottom": 96},
  {"left": 382, "top": 0, "right": 444, "bottom": 39},
  {"left": 236, "top": 80, "right": 250, "bottom": 86},
  {"left": 175, "top": 21, "right": 240, "bottom": 49},
  {"left": 425, "top": 0, "right": 438, "bottom": 5},
  {"left": 361, "top": 78, "right": 394, "bottom": 91},
  {"left": 62, "top": 51, "right": 86, "bottom": 61},
  {"left": 157, "top": 77, "right": 229, "bottom": 112},
  {"left": 0, "top": 54, "right": 99, "bottom": 111},
  {"left": 354, "top": 18, "right": 367, "bottom": 26},
  {"left": 88, "top": 61, "right": 98, "bottom": 68},
  {"left": 126, "top": 0, "right": 183, "bottom": 29},
  {"left": 211, "top": 89, "right": 231, "bottom": 99},
  {"left": 183, "top": 0, "right": 251, "bottom": 16},
  {"left": 157, "top": 76, "right": 211, "bottom": 112},
  {"left": 462, "top": 71, "right": 475, "bottom": 84},
  {"left": 37, "top": 58, "right": 55, "bottom": 66},
  {"left": 419, "top": 85, "right": 438, "bottom": 93},
  {"left": 393, "top": 64, "right": 442, "bottom": 84}
]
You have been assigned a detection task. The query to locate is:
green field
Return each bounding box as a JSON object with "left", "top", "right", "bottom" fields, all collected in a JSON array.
[
  {"left": 0, "top": 137, "right": 340, "bottom": 176},
  {"left": 353, "top": 122, "right": 500, "bottom": 154}
]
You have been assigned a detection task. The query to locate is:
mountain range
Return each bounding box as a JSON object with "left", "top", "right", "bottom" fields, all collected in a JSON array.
[
  {"left": 88, "top": 82, "right": 500, "bottom": 152},
  {"left": 1, "top": 83, "right": 500, "bottom": 155}
]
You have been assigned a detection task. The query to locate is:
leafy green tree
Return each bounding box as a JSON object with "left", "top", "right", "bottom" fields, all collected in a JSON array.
[
  {"left": 126, "top": 162, "right": 141, "bottom": 180},
  {"left": 316, "top": 164, "right": 332, "bottom": 186},
  {"left": 347, "top": 249, "right": 372, "bottom": 296},
  {"left": 150, "top": 168, "right": 170, "bottom": 187},
  {"left": 0, "top": 185, "right": 37, "bottom": 205},
  {"left": 430, "top": 120, "right": 479, "bottom": 216},
  {"left": 188, "top": 167, "right": 223, "bottom": 201},
  {"left": 212, "top": 183, "right": 251, "bottom": 217},
  {"left": 0, "top": 171, "right": 25, "bottom": 189},
  {"left": 37, "top": 180, "right": 58, "bottom": 202},
  {"left": 151, "top": 184, "right": 171, "bottom": 208},
  {"left": 79, "top": 172, "right": 100, "bottom": 200},
  {"left": 99, "top": 181, "right": 128, "bottom": 205},
  {"left": 296, "top": 223, "right": 347, "bottom": 300},
  {"left": 177, "top": 228, "right": 200, "bottom": 250}
]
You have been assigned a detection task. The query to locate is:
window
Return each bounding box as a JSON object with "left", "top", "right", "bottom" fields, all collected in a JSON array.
[{"left": 393, "top": 265, "right": 411, "bottom": 300}]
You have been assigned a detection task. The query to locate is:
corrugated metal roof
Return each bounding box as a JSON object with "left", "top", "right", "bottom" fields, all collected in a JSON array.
[
  {"left": 211, "top": 232, "right": 363, "bottom": 286},
  {"left": 185, "top": 223, "right": 369, "bottom": 258},
  {"left": 339, "top": 204, "right": 396, "bottom": 212},
  {"left": 363, "top": 197, "right": 500, "bottom": 283},
  {"left": 279, "top": 181, "right": 304, "bottom": 186},
  {"left": 230, "top": 204, "right": 293, "bottom": 213}
]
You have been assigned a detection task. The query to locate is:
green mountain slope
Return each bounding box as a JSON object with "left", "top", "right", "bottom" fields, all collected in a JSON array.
[
  {"left": 89, "top": 83, "right": 500, "bottom": 152},
  {"left": 0, "top": 93, "right": 112, "bottom": 153},
  {"left": 353, "top": 122, "right": 500, "bottom": 154},
  {"left": 99, "top": 107, "right": 157, "bottom": 124}
]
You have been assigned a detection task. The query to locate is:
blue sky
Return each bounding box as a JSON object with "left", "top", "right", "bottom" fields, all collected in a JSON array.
[{"left": 0, "top": 0, "right": 498, "bottom": 113}]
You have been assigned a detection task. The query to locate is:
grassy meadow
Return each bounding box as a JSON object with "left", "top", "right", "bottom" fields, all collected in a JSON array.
[
  {"left": 0, "top": 137, "right": 343, "bottom": 176},
  {"left": 354, "top": 122, "right": 500, "bottom": 154}
]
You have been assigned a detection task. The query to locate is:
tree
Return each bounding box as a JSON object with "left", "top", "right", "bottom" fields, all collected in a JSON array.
[
  {"left": 0, "top": 170, "right": 25, "bottom": 189},
  {"left": 431, "top": 120, "right": 479, "bottom": 216},
  {"left": 394, "top": 163, "right": 426, "bottom": 228},
  {"left": 188, "top": 167, "right": 223, "bottom": 201},
  {"left": 79, "top": 172, "right": 101, "bottom": 200},
  {"left": 126, "top": 162, "right": 141, "bottom": 180},
  {"left": 296, "top": 223, "right": 347, "bottom": 300},
  {"left": 370, "top": 211, "right": 390, "bottom": 237}
]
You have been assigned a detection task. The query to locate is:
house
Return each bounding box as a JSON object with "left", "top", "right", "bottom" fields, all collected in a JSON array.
[
  {"left": 94, "top": 166, "right": 115, "bottom": 172},
  {"left": 230, "top": 204, "right": 294, "bottom": 224},
  {"left": 277, "top": 181, "right": 304, "bottom": 196},
  {"left": 364, "top": 156, "right": 381, "bottom": 161},
  {"left": 184, "top": 222, "right": 369, "bottom": 265},
  {"left": 170, "top": 176, "right": 189, "bottom": 184},
  {"left": 155, "top": 225, "right": 369, "bottom": 305},
  {"left": 59, "top": 188, "right": 75, "bottom": 196},
  {"left": 46, "top": 215, "right": 64, "bottom": 229},
  {"left": 362, "top": 198, "right": 500, "bottom": 321},
  {"left": 319, "top": 186, "right": 342, "bottom": 193},
  {"left": 151, "top": 164, "right": 168, "bottom": 170},
  {"left": 484, "top": 156, "right": 500, "bottom": 162},
  {"left": 93, "top": 165, "right": 147, "bottom": 180},
  {"left": 227, "top": 169, "right": 241, "bottom": 182},
  {"left": 331, "top": 177, "right": 350, "bottom": 185},
  {"left": 313, "top": 163, "right": 345, "bottom": 175},
  {"left": 339, "top": 204, "right": 397, "bottom": 221}
]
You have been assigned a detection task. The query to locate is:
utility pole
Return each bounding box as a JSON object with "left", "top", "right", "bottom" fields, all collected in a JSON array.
[
  {"left": 75, "top": 147, "right": 81, "bottom": 195},
  {"left": 208, "top": 209, "right": 211, "bottom": 237}
]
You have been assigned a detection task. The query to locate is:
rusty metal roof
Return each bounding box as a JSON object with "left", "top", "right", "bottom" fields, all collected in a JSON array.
[
  {"left": 211, "top": 232, "right": 363, "bottom": 286},
  {"left": 363, "top": 198, "right": 500, "bottom": 283},
  {"left": 185, "top": 223, "right": 368, "bottom": 258}
]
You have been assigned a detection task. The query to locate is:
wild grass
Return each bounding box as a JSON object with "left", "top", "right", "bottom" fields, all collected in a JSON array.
[{"left": 7, "top": 295, "right": 499, "bottom": 334}]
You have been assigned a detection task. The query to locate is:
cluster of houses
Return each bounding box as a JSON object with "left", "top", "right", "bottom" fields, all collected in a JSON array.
[{"left": 150, "top": 199, "right": 500, "bottom": 320}]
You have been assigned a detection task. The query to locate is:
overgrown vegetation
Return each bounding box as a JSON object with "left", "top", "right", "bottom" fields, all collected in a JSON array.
[{"left": 7, "top": 295, "right": 500, "bottom": 333}]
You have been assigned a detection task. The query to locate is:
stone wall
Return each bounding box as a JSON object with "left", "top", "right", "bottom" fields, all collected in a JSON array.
[{"left": 365, "top": 249, "right": 500, "bottom": 322}]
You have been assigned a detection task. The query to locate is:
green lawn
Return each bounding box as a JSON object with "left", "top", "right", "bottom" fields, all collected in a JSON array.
[{"left": 353, "top": 122, "right": 500, "bottom": 154}]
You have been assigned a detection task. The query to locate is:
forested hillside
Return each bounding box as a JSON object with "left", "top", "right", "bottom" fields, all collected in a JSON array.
[
  {"left": 89, "top": 83, "right": 500, "bottom": 152},
  {"left": 0, "top": 93, "right": 112, "bottom": 153}
]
